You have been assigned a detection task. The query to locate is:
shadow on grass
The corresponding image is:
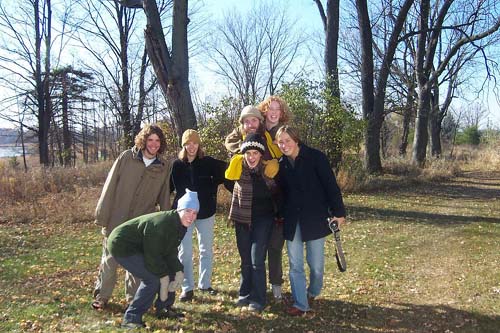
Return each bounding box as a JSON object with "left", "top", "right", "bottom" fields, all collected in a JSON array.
[
  {"left": 367, "top": 181, "right": 500, "bottom": 201},
  {"left": 188, "top": 298, "right": 500, "bottom": 333},
  {"left": 349, "top": 205, "right": 500, "bottom": 225}
]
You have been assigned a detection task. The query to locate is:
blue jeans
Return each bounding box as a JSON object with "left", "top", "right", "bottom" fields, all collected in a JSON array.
[
  {"left": 114, "top": 255, "right": 172, "bottom": 324},
  {"left": 178, "top": 215, "right": 215, "bottom": 292},
  {"left": 287, "top": 223, "right": 326, "bottom": 312},
  {"left": 235, "top": 216, "right": 273, "bottom": 310}
]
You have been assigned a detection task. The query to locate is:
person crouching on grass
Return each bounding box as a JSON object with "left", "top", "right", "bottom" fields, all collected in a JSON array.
[{"left": 107, "top": 190, "right": 199, "bottom": 329}]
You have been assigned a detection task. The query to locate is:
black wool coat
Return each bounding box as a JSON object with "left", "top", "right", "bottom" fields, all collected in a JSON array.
[
  {"left": 171, "top": 156, "right": 227, "bottom": 219},
  {"left": 277, "top": 144, "right": 346, "bottom": 242}
]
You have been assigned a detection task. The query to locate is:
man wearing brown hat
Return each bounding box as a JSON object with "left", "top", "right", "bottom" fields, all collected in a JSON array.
[{"left": 225, "top": 106, "right": 267, "bottom": 156}]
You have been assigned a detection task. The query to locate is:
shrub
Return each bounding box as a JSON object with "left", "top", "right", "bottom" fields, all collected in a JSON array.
[
  {"left": 197, "top": 97, "right": 241, "bottom": 161},
  {"left": 456, "top": 126, "right": 481, "bottom": 145},
  {"left": 279, "top": 78, "right": 365, "bottom": 168}
]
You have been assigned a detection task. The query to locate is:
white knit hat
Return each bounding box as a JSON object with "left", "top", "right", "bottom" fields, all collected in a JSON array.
[{"left": 177, "top": 189, "right": 200, "bottom": 212}]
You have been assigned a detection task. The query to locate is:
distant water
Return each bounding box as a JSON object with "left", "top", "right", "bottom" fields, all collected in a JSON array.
[{"left": 0, "top": 146, "right": 29, "bottom": 158}]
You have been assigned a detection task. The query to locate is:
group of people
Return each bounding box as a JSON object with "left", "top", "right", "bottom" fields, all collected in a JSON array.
[{"left": 90, "top": 95, "right": 346, "bottom": 328}]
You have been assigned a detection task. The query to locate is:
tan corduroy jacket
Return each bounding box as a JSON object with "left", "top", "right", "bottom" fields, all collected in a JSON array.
[{"left": 95, "top": 147, "right": 172, "bottom": 236}]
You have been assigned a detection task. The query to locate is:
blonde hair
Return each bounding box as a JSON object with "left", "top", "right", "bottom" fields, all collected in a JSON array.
[
  {"left": 177, "top": 142, "right": 205, "bottom": 161},
  {"left": 258, "top": 95, "right": 291, "bottom": 124}
]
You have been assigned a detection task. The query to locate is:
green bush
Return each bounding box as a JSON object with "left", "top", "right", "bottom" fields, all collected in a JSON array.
[
  {"left": 197, "top": 97, "right": 241, "bottom": 161},
  {"left": 456, "top": 126, "right": 481, "bottom": 145},
  {"left": 279, "top": 78, "right": 365, "bottom": 168}
]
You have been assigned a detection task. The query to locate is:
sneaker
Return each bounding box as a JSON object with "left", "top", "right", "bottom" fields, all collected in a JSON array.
[
  {"left": 121, "top": 321, "right": 145, "bottom": 329},
  {"left": 286, "top": 306, "right": 306, "bottom": 316},
  {"left": 247, "top": 303, "right": 263, "bottom": 313},
  {"left": 272, "top": 285, "right": 282, "bottom": 300},
  {"left": 235, "top": 297, "right": 250, "bottom": 307},
  {"left": 179, "top": 290, "right": 194, "bottom": 302},
  {"left": 199, "top": 287, "right": 218, "bottom": 295},
  {"left": 156, "top": 307, "right": 185, "bottom": 319},
  {"left": 91, "top": 299, "right": 107, "bottom": 310}
]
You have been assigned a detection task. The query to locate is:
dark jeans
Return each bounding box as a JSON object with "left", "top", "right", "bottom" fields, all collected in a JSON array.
[
  {"left": 115, "top": 255, "right": 174, "bottom": 324},
  {"left": 267, "top": 221, "right": 284, "bottom": 285},
  {"left": 235, "top": 216, "right": 273, "bottom": 309}
]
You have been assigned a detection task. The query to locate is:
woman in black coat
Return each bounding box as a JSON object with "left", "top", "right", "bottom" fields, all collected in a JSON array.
[
  {"left": 276, "top": 126, "right": 346, "bottom": 316},
  {"left": 171, "top": 129, "right": 227, "bottom": 302}
]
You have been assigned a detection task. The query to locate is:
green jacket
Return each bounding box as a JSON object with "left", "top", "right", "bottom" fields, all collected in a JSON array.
[
  {"left": 107, "top": 210, "right": 185, "bottom": 277},
  {"left": 95, "top": 147, "right": 172, "bottom": 235}
]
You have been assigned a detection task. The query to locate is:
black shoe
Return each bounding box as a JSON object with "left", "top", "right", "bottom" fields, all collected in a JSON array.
[
  {"left": 179, "top": 290, "right": 194, "bottom": 302},
  {"left": 199, "top": 287, "right": 218, "bottom": 295},
  {"left": 156, "top": 307, "right": 185, "bottom": 319}
]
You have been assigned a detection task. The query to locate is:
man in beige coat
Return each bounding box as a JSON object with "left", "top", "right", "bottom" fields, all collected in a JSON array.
[{"left": 92, "top": 124, "right": 172, "bottom": 310}]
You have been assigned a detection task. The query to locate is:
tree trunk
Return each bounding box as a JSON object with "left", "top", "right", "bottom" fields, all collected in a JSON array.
[
  {"left": 399, "top": 99, "right": 413, "bottom": 156},
  {"left": 20, "top": 123, "right": 28, "bottom": 172},
  {"left": 412, "top": 84, "right": 431, "bottom": 167},
  {"left": 429, "top": 83, "right": 441, "bottom": 157},
  {"left": 34, "top": 0, "right": 50, "bottom": 166},
  {"left": 355, "top": 0, "right": 380, "bottom": 173},
  {"left": 323, "top": 0, "right": 340, "bottom": 98},
  {"left": 142, "top": 0, "right": 196, "bottom": 140},
  {"left": 411, "top": 0, "right": 430, "bottom": 167},
  {"left": 134, "top": 47, "right": 149, "bottom": 136},
  {"left": 61, "top": 72, "right": 72, "bottom": 166},
  {"left": 357, "top": 0, "right": 414, "bottom": 173},
  {"left": 118, "top": 5, "right": 134, "bottom": 149}
]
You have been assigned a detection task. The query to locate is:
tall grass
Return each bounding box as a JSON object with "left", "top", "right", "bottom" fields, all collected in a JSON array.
[
  {"left": 0, "top": 160, "right": 112, "bottom": 202},
  {"left": 0, "top": 160, "right": 112, "bottom": 225},
  {"left": 1, "top": 144, "right": 498, "bottom": 223}
]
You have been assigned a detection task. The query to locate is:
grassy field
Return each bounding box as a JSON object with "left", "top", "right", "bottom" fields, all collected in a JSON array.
[{"left": 0, "top": 168, "right": 499, "bottom": 332}]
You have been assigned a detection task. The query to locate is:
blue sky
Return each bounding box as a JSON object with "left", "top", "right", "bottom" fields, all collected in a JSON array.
[{"left": 1, "top": 0, "right": 499, "bottom": 129}]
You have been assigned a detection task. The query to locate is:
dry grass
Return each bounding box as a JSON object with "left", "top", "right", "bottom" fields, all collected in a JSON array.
[
  {"left": 0, "top": 159, "right": 112, "bottom": 202},
  {"left": 335, "top": 144, "right": 500, "bottom": 194},
  {"left": 1, "top": 149, "right": 499, "bottom": 332},
  {"left": 0, "top": 159, "right": 112, "bottom": 224}
]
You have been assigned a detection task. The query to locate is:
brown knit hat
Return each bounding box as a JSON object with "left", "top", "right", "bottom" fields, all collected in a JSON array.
[
  {"left": 181, "top": 129, "right": 201, "bottom": 146},
  {"left": 239, "top": 105, "right": 264, "bottom": 124}
]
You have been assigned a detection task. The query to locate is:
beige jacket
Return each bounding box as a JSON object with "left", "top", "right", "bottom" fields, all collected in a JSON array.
[
  {"left": 95, "top": 147, "right": 172, "bottom": 236},
  {"left": 224, "top": 126, "right": 244, "bottom": 154}
]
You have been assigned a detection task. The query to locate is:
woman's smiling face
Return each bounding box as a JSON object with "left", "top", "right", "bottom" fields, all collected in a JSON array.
[
  {"left": 244, "top": 149, "right": 262, "bottom": 169},
  {"left": 277, "top": 131, "right": 299, "bottom": 159}
]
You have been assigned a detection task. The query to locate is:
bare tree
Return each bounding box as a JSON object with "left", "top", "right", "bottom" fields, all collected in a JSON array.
[
  {"left": 314, "top": 0, "right": 340, "bottom": 98},
  {"left": 0, "top": 0, "right": 71, "bottom": 166},
  {"left": 206, "top": 1, "right": 304, "bottom": 105},
  {"left": 74, "top": 0, "right": 147, "bottom": 148},
  {"left": 121, "top": 0, "right": 197, "bottom": 139},
  {"left": 208, "top": 9, "right": 266, "bottom": 105},
  {"left": 411, "top": 0, "right": 500, "bottom": 166},
  {"left": 355, "top": 0, "right": 415, "bottom": 173}
]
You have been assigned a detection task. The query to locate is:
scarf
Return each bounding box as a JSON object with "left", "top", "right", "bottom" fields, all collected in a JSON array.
[{"left": 228, "top": 163, "right": 254, "bottom": 225}]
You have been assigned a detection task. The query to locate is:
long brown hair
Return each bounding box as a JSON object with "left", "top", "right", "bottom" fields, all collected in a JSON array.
[{"left": 134, "top": 124, "right": 167, "bottom": 154}]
